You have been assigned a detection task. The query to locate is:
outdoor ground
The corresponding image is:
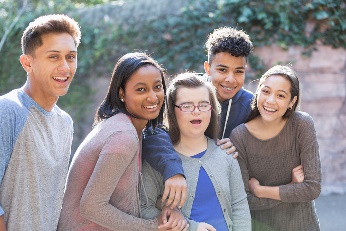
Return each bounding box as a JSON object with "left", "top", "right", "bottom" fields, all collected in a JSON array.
[{"left": 315, "top": 194, "right": 346, "bottom": 231}]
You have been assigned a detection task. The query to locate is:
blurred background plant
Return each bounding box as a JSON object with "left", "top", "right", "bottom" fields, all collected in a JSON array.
[{"left": 1, "top": 0, "right": 345, "bottom": 151}]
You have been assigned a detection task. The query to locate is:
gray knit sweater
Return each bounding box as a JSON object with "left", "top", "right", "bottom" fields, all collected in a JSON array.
[
  {"left": 141, "top": 137, "right": 251, "bottom": 231},
  {"left": 230, "top": 111, "right": 321, "bottom": 231}
]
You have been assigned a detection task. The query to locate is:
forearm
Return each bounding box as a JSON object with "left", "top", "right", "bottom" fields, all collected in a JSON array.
[
  {"left": 247, "top": 179, "right": 282, "bottom": 210},
  {"left": 255, "top": 185, "right": 281, "bottom": 200},
  {"left": 231, "top": 197, "right": 252, "bottom": 230},
  {"left": 143, "top": 128, "right": 184, "bottom": 181},
  {"left": 0, "top": 216, "right": 6, "bottom": 231}
]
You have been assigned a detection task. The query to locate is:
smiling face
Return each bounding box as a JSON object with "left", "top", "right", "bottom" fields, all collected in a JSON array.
[
  {"left": 174, "top": 86, "right": 211, "bottom": 141},
  {"left": 119, "top": 65, "right": 165, "bottom": 130},
  {"left": 20, "top": 32, "right": 77, "bottom": 110},
  {"left": 257, "top": 75, "right": 297, "bottom": 123},
  {"left": 204, "top": 52, "right": 246, "bottom": 102}
]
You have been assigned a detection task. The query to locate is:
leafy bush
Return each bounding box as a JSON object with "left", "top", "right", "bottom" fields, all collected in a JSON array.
[{"left": 1, "top": 0, "right": 345, "bottom": 150}]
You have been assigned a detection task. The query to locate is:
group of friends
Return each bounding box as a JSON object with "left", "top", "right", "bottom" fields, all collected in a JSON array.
[{"left": 0, "top": 14, "right": 322, "bottom": 231}]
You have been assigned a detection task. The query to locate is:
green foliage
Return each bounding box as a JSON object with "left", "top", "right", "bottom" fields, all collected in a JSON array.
[
  {"left": 72, "top": 0, "right": 345, "bottom": 80},
  {"left": 0, "top": 0, "right": 345, "bottom": 149},
  {"left": 0, "top": 0, "right": 94, "bottom": 148}
]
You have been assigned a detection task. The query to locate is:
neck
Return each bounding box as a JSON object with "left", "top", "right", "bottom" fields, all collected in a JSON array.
[
  {"left": 247, "top": 116, "right": 287, "bottom": 140},
  {"left": 258, "top": 116, "right": 286, "bottom": 129},
  {"left": 23, "top": 83, "right": 57, "bottom": 112},
  {"left": 174, "top": 135, "right": 208, "bottom": 157},
  {"left": 130, "top": 117, "right": 148, "bottom": 138}
]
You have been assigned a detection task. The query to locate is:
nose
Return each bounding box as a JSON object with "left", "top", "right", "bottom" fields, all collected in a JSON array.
[
  {"left": 191, "top": 105, "right": 201, "bottom": 115},
  {"left": 225, "top": 73, "right": 236, "bottom": 83},
  {"left": 266, "top": 94, "right": 275, "bottom": 104},
  {"left": 147, "top": 90, "right": 158, "bottom": 102},
  {"left": 57, "top": 59, "right": 70, "bottom": 72}
]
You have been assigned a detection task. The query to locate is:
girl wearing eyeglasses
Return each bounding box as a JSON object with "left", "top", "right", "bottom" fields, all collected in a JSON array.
[{"left": 141, "top": 72, "right": 251, "bottom": 231}]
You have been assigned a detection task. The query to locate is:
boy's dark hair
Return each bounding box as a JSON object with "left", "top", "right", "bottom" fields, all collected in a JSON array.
[
  {"left": 21, "top": 14, "right": 81, "bottom": 55},
  {"left": 94, "top": 52, "right": 166, "bottom": 129},
  {"left": 165, "top": 72, "right": 220, "bottom": 144},
  {"left": 205, "top": 27, "right": 253, "bottom": 63}
]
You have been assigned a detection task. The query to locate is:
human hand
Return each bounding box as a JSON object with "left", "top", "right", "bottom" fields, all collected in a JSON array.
[
  {"left": 291, "top": 165, "right": 304, "bottom": 183},
  {"left": 158, "top": 206, "right": 189, "bottom": 231},
  {"left": 162, "top": 174, "right": 187, "bottom": 209},
  {"left": 217, "top": 138, "right": 238, "bottom": 158},
  {"left": 249, "top": 177, "right": 261, "bottom": 197},
  {"left": 196, "top": 222, "right": 216, "bottom": 231}
]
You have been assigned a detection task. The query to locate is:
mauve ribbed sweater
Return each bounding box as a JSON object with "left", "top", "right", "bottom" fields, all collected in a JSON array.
[
  {"left": 58, "top": 113, "right": 158, "bottom": 231},
  {"left": 230, "top": 111, "right": 321, "bottom": 231}
]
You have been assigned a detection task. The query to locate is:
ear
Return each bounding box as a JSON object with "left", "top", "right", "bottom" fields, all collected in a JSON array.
[
  {"left": 119, "top": 88, "right": 125, "bottom": 101},
  {"left": 289, "top": 96, "right": 298, "bottom": 109},
  {"left": 204, "top": 61, "right": 211, "bottom": 76},
  {"left": 19, "top": 54, "right": 32, "bottom": 73}
]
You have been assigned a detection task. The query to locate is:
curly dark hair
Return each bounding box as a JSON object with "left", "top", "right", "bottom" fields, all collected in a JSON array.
[{"left": 205, "top": 27, "right": 253, "bottom": 63}]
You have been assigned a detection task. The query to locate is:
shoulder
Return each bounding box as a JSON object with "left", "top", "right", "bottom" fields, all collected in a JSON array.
[
  {"left": 103, "top": 114, "right": 138, "bottom": 144},
  {"left": 231, "top": 123, "right": 247, "bottom": 136},
  {"left": 53, "top": 105, "right": 73, "bottom": 127},
  {"left": 0, "top": 89, "right": 29, "bottom": 123},
  {"left": 237, "top": 88, "right": 254, "bottom": 101},
  {"left": 232, "top": 88, "right": 253, "bottom": 112},
  {"left": 241, "top": 88, "right": 254, "bottom": 98},
  {"left": 0, "top": 89, "right": 24, "bottom": 111},
  {"left": 291, "top": 111, "right": 315, "bottom": 128},
  {"left": 102, "top": 113, "right": 136, "bottom": 133},
  {"left": 206, "top": 138, "right": 239, "bottom": 168}
]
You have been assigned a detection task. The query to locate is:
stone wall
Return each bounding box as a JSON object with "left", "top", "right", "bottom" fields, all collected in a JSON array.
[
  {"left": 78, "top": 0, "right": 346, "bottom": 195},
  {"left": 252, "top": 45, "right": 346, "bottom": 195}
]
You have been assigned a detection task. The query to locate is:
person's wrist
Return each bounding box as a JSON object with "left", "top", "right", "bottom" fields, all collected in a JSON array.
[{"left": 254, "top": 185, "right": 263, "bottom": 198}]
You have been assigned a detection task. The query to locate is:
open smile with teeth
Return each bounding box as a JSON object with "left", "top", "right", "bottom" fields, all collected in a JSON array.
[
  {"left": 144, "top": 104, "right": 158, "bottom": 109},
  {"left": 221, "top": 85, "right": 236, "bottom": 91},
  {"left": 263, "top": 106, "right": 276, "bottom": 112},
  {"left": 53, "top": 76, "right": 69, "bottom": 82}
]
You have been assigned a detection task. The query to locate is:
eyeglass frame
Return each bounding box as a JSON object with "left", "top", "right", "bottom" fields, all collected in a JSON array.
[{"left": 174, "top": 102, "right": 213, "bottom": 112}]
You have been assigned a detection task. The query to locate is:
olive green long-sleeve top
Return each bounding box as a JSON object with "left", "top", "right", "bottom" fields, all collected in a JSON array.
[{"left": 230, "top": 111, "right": 321, "bottom": 231}]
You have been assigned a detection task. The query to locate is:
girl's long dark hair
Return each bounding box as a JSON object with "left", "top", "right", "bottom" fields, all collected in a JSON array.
[{"left": 93, "top": 52, "right": 166, "bottom": 129}]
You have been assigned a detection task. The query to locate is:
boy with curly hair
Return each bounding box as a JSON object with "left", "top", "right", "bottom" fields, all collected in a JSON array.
[
  {"left": 142, "top": 27, "right": 254, "bottom": 209},
  {"left": 204, "top": 27, "right": 253, "bottom": 139}
]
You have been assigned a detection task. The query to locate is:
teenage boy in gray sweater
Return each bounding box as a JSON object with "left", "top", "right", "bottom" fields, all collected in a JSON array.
[{"left": 0, "top": 14, "right": 81, "bottom": 230}]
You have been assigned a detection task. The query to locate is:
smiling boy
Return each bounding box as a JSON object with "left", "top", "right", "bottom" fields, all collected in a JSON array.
[{"left": 0, "top": 14, "right": 81, "bottom": 230}]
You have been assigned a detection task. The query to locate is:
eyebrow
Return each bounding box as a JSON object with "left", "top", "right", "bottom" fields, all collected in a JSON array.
[
  {"left": 216, "top": 64, "right": 246, "bottom": 69},
  {"left": 133, "top": 79, "right": 162, "bottom": 87},
  {"left": 179, "top": 100, "right": 210, "bottom": 104},
  {"left": 262, "top": 85, "right": 289, "bottom": 95},
  {"left": 46, "top": 50, "right": 77, "bottom": 53}
]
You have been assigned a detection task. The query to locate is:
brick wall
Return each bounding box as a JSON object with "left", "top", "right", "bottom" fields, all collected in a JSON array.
[
  {"left": 78, "top": 0, "right": 346, "bottom": 195},
  {"left": 253, "top": 45, "right": 346, "bottom": 195}
]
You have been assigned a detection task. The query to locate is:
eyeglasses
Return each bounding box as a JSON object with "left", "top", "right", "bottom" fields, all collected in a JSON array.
[{"left": 174, "top": 103, "right": 212, "bottom": 112}]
